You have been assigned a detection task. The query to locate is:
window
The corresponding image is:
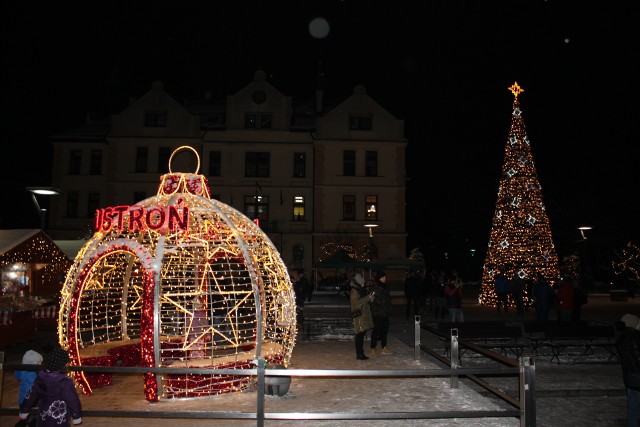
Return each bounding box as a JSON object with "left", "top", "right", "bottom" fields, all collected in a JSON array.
[
  {"left": 87, "top": 192, "right": 100, "bottom": 218},
  {"left": 209, "top": 151, "right": 222, "bottom": 176},
  {"left": 366, "top": 195, "right": 378, "bottom": 221},
  {"left": 66, "top": 192, "right": 79, "bottom": 218},
  {"left": 158, "top": 147, "right": 171, "bottom": 173},
  {"left": 343, "top": 195, "right": 355, "bottom": 221},
  {"left": 144, "top": 112, "right": 167, "bottom": 127},
  {"left": 244, "top": 113, "right": 272, "bottom": 129},
  {"left": 245, "top": 152, "right": 270, "bottom": 177},
  {"left": 343, "top": 150, "right": 355, "bottom": 176},
  {"left": 349, "top": 115, "right": 372, "bottom": 130},
  {"left": 69, "top": 150, "right": 81, "bottom": 175},
  {"left": 133, "top": 191, "right": 146, "bottom": 203},
  {"left": 260, "top": 114, "right": 272, "bottom": 129},
  {"left": 293, "top": 196, "right": 305, "bottom": 221},
  {"left": 90, "top": 150, "right": 102, "bottom": 175},
  {"left": 135, "top": 147, "right": 148, "bottom": 173},
  {"left": 244, "top": 195, "right": 269, "bottom": 222},
  {"left": 293, "top": 152, "right": 306, "bottom": 178},
  {"left": 365, "top": 150, "right": 378, "bottom": 177},
  {"left": 292, "top": 244, "right": 304, "bottom": 266},
  {"left": 245, "top": 114, "right": 256, "bottom": 129}
]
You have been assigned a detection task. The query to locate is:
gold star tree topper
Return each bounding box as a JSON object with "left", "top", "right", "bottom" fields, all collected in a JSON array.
[{"left": 509, "top": 82, "right": 524, "bottom": 99}]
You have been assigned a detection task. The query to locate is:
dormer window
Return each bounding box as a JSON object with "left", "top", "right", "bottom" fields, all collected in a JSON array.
[
  {"left": 245, "top": 113, "right": 272, "bottom": 129},
  {"left": 349, "top": 115, "right": 372, "bottom": 130},
  {"left": 144, "top": 112, "right": 167, "bottom": 127}
]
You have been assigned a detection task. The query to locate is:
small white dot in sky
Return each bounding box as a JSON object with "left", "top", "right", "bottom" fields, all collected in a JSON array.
[
  {"left": 309, "top": 17, "right": 330, "bottom": 39},
  {"left": 564, "top": 38, "right": 570, "bottom": 44}
]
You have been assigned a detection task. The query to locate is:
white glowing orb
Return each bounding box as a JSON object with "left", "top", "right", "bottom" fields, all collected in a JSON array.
[{"left": 309, "top": 17, "right": 330, "bottom": 39}]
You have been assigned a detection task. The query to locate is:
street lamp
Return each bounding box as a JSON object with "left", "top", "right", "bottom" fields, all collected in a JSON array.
[
  {"left": 578, "top": 226, "right": 592, "bottom": 240},
  {"left": 26, "top": 187, "right": 61, "bottom": 230},
  {"left": 578, "top": 226, "right": 592, "bottom": 287}
]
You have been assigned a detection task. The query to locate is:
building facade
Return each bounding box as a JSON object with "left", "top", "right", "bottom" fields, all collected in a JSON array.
[{"left": 46, "top": 70, "right": 408, "bottom": 288}]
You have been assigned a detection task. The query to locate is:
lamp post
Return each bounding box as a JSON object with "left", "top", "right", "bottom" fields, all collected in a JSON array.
[
  {"left": 26, "top": 187, "right": 61, "bottom": 231},
  {"left": 363, "top": 224, "right": 379, "bottom": 261},
  {"left": 578, "top": 226, "right": 592, "bottom": 286}
]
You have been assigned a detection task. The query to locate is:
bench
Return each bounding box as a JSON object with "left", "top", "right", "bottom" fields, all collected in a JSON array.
[{"left": 524, "top": 321, "right": 619, "bottom": 364}]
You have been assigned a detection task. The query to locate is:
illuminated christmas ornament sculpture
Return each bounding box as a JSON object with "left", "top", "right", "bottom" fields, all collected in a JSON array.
[
  {"left": 479, "top": 83, "right": 560, "bottom": 308},
  {"left": 58, "top": 146, "right": 297, "bottom": 401}
]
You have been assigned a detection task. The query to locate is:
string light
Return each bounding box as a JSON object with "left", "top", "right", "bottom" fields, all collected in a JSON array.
[
  {"left": 58, "top": 147, "right": 297, "bottom": 401},
  {"left": 479, "top": 83, "right": 560, "bottom": 308}
]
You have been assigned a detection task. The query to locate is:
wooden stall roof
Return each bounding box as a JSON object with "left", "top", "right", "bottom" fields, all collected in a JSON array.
[{"left": 0, "top": 229, "right": 71, "bottom": 265}]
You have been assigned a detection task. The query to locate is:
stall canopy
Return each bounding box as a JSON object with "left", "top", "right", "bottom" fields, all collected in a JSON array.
[
  {"left": 313, "top": 247, "right": 425, "bottom": 271},
  {"left": 313, "top": 248, "right": 369, "bottom": 269},
  {"left": 0, "top": 229, "right": 70, "bottom": 265},
  {"left": 367, "top": 246, "right": 425, "bottom": 271}
]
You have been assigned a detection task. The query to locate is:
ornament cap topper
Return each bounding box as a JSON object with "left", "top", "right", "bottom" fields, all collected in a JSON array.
[
  {"left": 509, "top": 82, "right": 524, "bottom": 99},
  {"left": 158, "top": 146, "right": 211, "bottom": 198}
]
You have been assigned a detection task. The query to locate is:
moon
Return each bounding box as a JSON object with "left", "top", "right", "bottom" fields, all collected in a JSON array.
[{"left": 309, "top": 17, "right": 330, "bottom": 39}]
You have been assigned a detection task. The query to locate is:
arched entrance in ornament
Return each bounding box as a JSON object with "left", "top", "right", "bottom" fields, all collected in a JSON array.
[{"left": 65, "top": 240, "right": 158, "bottom": 399}]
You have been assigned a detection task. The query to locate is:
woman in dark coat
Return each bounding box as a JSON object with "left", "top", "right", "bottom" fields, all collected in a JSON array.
[
  {"left": 19, "top": 347, "right": 83, "bottom": 426},
  {"left": 369, "top": 270, "right": 393, "bottom": 355},
  {"left": 350, "top": 273, "right": 374, "bottom": 360}
]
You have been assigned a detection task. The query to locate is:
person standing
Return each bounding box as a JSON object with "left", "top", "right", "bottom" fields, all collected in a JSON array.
[
  {"left": 296, "top": 270, "right": 313, "bottom": 303},
  {"left": 494, "top": 272, "right": 510, "bottom": 315},
  {"left": 533, "top": 277, "right": 554, "bottom": 322},
  {"left": 617, "top": 313, "right": 640, "bottom": 426},
  {"left": 556, "top": 276, "right": 575, "bottom": 321},
  {"left": 292, "top": 271, "right": 307, "bottom": 324},
  {"left": 349, "top": 273, "right": 375, "bottom": 360},
  {"left": 19, "top": 347, "right": 83, "bottom": 426},
  {"left": 572, "top": 279, "right": 587, "bottom": 321},
  {"left": 370, "top": 270, "right": 393, "bottom": 356},
  {"left": 15, "top": 350, "right": 43, "bottom": 406},
  {"left": 511, "top": 273, "right": 525, "bottom": 317},
  {"left": 444, "top": 274, "right": 464, "bottom": 323}
]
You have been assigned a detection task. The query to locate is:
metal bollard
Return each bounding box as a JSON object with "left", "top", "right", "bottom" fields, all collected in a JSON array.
[
  {"left": 414, "top": 315, "right": 421, "bottom": 360},
  {"left": 450, "top": 328, "right": 459, "bottom": 389},
  {"left": 520, "top": 355, "right": 536, "bottom": 427}
]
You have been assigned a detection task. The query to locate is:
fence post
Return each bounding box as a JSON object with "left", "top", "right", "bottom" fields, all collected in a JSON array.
[
  {"left": 256, "top": 356, "right": 265, "bottom": 427},
  {"left": 450, "top": 328, "right": 459, "bottom": 388},
  {"left": 414, "top": 315, "right": 421, "bottom": 361},
  {"left": 519, "top": 355, "right": 536, "bottom": 427}
]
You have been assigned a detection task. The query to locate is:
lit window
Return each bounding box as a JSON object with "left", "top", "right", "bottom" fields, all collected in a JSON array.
[
  {"left": 293, "top": 196, "right": 305, "bottom": 221},
  {"left": 244, "top": 195, "right": 269, "bottom": 222},
  {"left": 366, "top": 195, "right": 378, "bottom": 221}
]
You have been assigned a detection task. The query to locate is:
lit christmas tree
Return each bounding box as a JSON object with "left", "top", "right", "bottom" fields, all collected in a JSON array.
[{"left": 479, "top": 82, "right": 560, "bottom": 308}]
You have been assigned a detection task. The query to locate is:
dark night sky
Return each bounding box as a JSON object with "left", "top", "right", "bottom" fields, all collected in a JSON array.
[{"left": 2, "top": 1, "right": 639, "bottom": 279}]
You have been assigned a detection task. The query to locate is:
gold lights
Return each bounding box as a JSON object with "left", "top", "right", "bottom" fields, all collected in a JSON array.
[
  {"left": 479, "top": 84, "right": 559, "bottom": 307},
  {"left": 58, "top": 147, "right": 297, "bottom": 401},
  {"left": 508, "top": 82, "right": 524, "bottom": 99}
]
